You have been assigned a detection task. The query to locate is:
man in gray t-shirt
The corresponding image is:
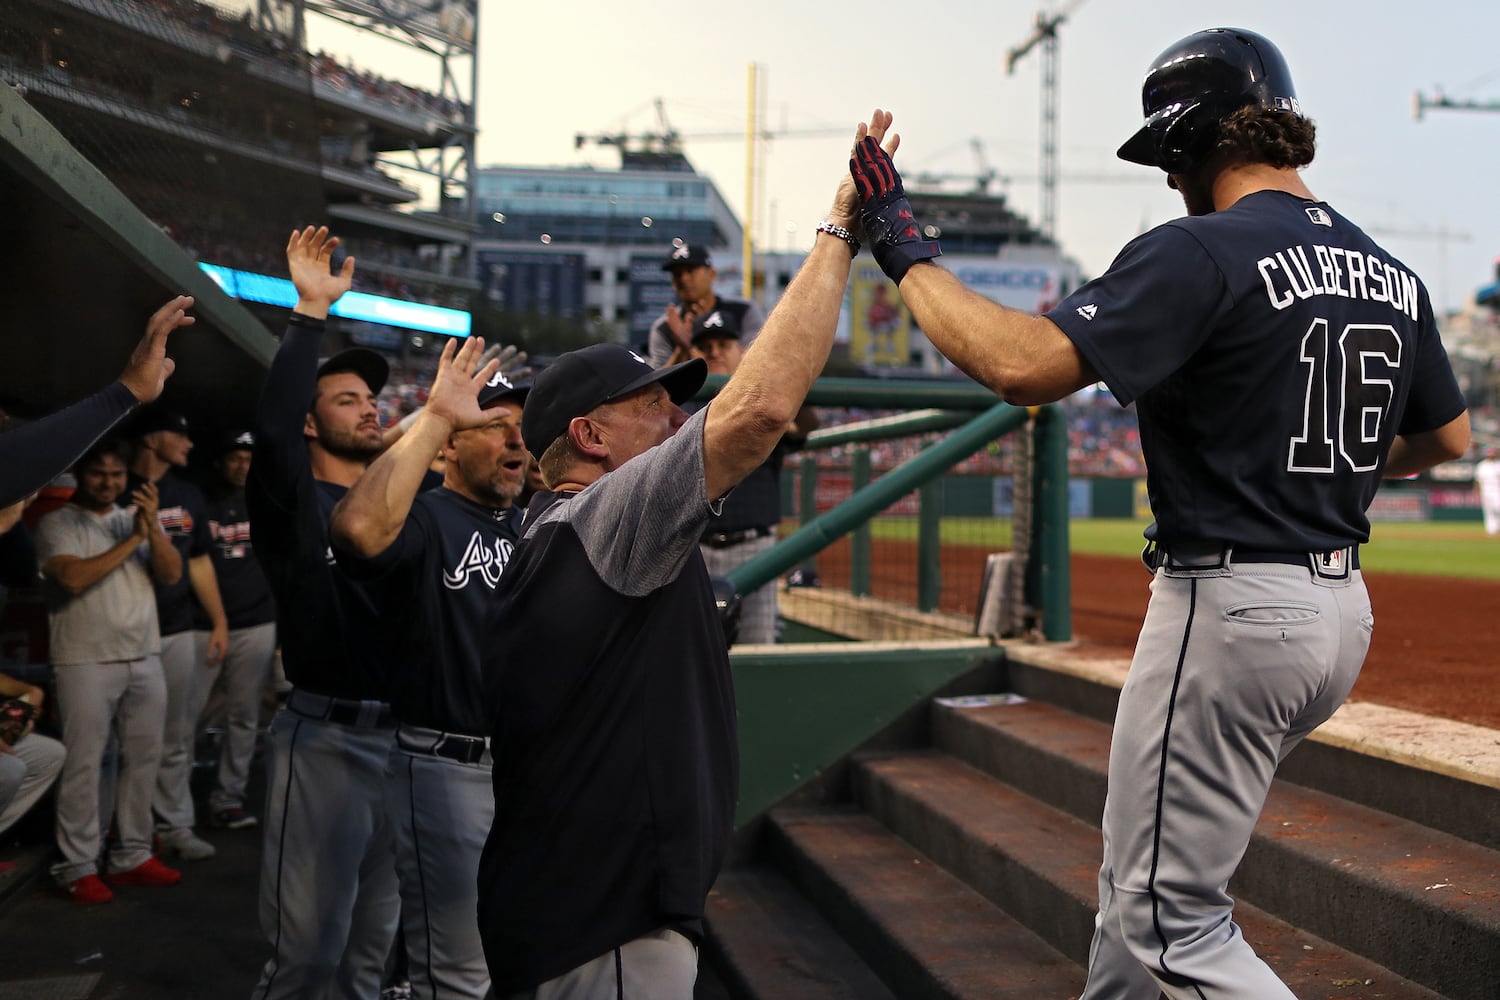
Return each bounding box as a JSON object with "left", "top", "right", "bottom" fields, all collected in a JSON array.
[
  {"left": 35, "top": 439, "right": 183, "bottom": 904},
  {"left": 476, "top": 120, "right": 888, "bottom": 996}
]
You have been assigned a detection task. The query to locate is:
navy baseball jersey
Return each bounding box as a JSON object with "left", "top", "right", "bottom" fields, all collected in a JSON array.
[
  {"left": 335, "top": 487, "right": 522, "bottom": 733},
  {"left": 1047, "top": 190, "right": 1465, "bottom": 550},
  {"left": 476, "top": 408, "right": 737, "bottom": 992},
  {"left": 247, "top": 315, "right": 393, "bottom": 700},
  {"left": 123, "top": 470, "right": 211, "bottom": 637},
  {"left": 199, "top": 487, "right": 275, "bottom": 631}
]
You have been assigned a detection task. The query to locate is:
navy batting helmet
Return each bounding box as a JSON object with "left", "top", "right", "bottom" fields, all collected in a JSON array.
[{"left": 1117, "top": 27, "right": 1302, "bottom": 174}]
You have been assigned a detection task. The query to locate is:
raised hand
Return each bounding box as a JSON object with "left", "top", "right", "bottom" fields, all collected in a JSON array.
[
  {"left": 131, "top": 481, "right": 160, "bottom": 539},
  {"left": 120, "top": 295, "right": 195, "bottom": 403},
  {"left": 423, "top": 336, "right": 502, "bottom": 433},
  {"left": 830, "top": 109, "right": 899, "bottom": 230},
  {"left": 665, "top": 303, "right": 697, "bottom": 350},
  {"left": 287, "top": 225, "right": 354, "bottom": 319},
  {"left": 481, "top": 342, "right": 533, "bottom": 383},
  {"left": 848, "top": 110, "right": 941, "bottom": 284}
]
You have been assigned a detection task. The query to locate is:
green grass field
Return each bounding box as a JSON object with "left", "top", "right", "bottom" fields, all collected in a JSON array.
[{"left": 860, "top": 517, "right": 1500, "bottom": 581}]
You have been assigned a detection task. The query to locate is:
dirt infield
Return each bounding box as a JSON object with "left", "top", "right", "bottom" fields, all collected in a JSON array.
[{"left": 811, "top": 541, "right": 1500, "bottom": 730}]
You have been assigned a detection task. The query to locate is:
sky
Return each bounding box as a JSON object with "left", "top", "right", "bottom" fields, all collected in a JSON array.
[{"left": 311, "top": 0, "right": 1500, "bottom": 315}]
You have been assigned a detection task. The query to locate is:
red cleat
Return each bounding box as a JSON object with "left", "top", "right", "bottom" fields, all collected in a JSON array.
[
  {"left": 65, "top": 873, "right": 114, "bottom": 905},
  {"left": 106, "top": 856, "right": 181, "bottom": 887}
]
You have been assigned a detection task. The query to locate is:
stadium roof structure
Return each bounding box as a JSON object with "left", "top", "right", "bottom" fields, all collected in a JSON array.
[{"left": 0, "top": 83, "right": 275, "bottom": 425}]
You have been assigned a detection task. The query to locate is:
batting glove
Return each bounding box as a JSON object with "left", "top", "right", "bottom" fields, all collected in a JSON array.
[{"left": 850, "top": 136, "right": 941, "bottom": 285}]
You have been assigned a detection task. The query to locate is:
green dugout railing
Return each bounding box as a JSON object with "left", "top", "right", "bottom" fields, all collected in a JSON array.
[
  {"left": 690, "top": 375, "right": 1072, "bottom": 826},
  {"left": 696, "top": 375, "right": 1071, "bottom": 643}
]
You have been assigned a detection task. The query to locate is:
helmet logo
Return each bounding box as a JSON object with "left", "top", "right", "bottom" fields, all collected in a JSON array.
[{"left": 1274, "top": 96, "right": 1302, "bottom": 115}]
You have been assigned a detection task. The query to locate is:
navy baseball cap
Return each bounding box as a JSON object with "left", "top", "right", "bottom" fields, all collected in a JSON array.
[
  {"left": 521, "top": 344, "right": 706, "bottom": 459},
  {"left": 691, "top": 307, "right": 743, "bottom": 345},
  {"left": 476, "top": 369, "right": 531, "bottom": 410},
  {"left": 128, "top": 405, "right": 190, "bottom": 439},
  {"left": 662, "top": 242, "right": 712, "bottom": 271},
  {"left": 316, "top": 348, "right": 389, "bottom": 395}
]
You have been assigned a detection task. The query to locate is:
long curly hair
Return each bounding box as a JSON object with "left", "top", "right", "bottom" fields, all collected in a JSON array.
[{"left": 1213, "top": 105, "right": 1317, "bottom": 169}]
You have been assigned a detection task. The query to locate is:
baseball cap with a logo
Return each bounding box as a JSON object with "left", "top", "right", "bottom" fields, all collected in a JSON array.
[
  {"left": 476, "top": 368, "right": 531, "bottom": 410},
  {"left": 212, "top": 429, "right": 255, "bottom": 459},
  {"left": 690, "top": 307, "right": 743, "bottom": 346},
  {"left": 661, "top": 243, "right": 712, "bottom": 271},
  {"left": 315, "top": 348, "right": 389, "bottom": 396},
  {"left": 521, "top": 344, "right": 706, "bottom": 459}
]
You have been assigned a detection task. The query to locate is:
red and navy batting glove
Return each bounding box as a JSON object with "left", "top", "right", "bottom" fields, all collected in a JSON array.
[{"left": 850, "top": 136, "right": 941, "bottom": 285}]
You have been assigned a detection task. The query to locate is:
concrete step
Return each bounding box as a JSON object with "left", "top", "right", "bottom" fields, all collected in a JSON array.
[
  {"left": 1000, "top": 651, "right": 1500, "bottom": 851},
  {"left": 855, "top": 749, "right": 1450, "bottom": 1000},
  {"left": 765, "top": 805, "right": 1084, "bottom": 999},
  {"left": 929, "top": 699, "right": 1500, "bottom": 998},
  {"left": 705, "top": 866, "right": 899, "bottom": 1000}
]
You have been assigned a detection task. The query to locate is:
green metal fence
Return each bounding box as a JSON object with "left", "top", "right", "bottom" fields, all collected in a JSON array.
[{"left": 697, "top": 375, "right": 1071, "bottom": 643}]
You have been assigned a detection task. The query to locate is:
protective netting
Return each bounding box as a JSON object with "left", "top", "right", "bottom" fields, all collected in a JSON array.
[
  {"left": 780, "top": 405, "right": 1031, "bottom": 640},
  {"left": 1, "top": 0, "right": 327, "bottom": 281}
]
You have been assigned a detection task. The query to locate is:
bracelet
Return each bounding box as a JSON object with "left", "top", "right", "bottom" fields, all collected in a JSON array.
[{"left": 815, "top": 221, "right": 860, "bottom": 256}]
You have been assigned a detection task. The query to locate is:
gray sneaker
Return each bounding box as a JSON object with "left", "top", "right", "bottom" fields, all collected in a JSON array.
[{"left": 160, "top": 831, "right": 216, "bottom": 861}]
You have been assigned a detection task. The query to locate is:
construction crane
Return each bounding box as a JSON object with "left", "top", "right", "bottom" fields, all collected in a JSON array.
[
  {"left": 1412, "top": 90, "right": 1500, "bottom": 121},
  {"left": 912, "top": 137, "right": 1004, "bottom": 195},
  {"left": 1006, "top": 0, "right": 1087, "bottom": 242},
  {"left": 574, "top": 97, "right": 845, "bottom": 155}
]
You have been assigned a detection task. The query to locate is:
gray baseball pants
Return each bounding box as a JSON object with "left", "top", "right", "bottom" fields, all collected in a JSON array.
[
  {"left": 505, "top": 927, "right": 698, "bottom": 1000},
  {"left": 50, "top": 656, "right": 166, "bottom": 882},
  {"left": 1081, "top": 557, "right": 1371, "bottom": 999},
  {"left": 0, "top": 730, "right": 65, "bottom": 836},
  {"left": 191, "top": 622, "right": 277, "bottom": 814},
  {"left": 388, "top": 731, "right": 494, "bottom": 999},
  {"left": 154, "top": 629, "right": 208, "bottom": 839},
  {"left": 251, "top": 696, "right": 400, "bottom": 1000},
  {"left": 700, "top": 533, "right": 778, "bottom": 644}
]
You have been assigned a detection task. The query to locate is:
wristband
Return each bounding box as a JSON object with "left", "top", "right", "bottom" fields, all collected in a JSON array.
[{"left": 815, "top": 221, "right": 861, "bottom": 256}]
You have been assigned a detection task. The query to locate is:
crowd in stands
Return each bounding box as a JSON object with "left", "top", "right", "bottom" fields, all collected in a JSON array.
[
  {"left": 802, "top": 393, "right": 1146, "bottom": 480},
  {"left": 127, "top": 0, "right": 470, "bottom": 122}
]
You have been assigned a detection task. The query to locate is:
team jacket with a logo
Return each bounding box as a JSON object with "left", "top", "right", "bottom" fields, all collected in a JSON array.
[
  {"left": 246, "top": 315, "right": 392, "bottom": 701},
  {"left": 335, "top": 487, "right": 521, "bottom": 734}
]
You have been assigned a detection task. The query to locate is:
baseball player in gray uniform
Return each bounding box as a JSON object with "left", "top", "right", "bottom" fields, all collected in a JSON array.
[
  {"left": 330, "top": 341, "right": 527, "bottom": 1000},
  {"left": 247, "top": 228, "right": 401, "bottom": 999},
  {"left": 846, "top": 28, "right": 1469, "bottom": 997}
]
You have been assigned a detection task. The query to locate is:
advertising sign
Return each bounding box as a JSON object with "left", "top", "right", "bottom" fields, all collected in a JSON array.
[{"left": 849, "top": 260, "right": 911, "bottom": 367}]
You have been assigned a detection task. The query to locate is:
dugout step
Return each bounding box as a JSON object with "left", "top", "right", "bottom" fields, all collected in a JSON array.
[
  {"left": 930, "top": 698, "right": 1500, "bottom": 998},
  {"left": 855, "top": 747, "right": 1462, "bottom": 1000},
  {"left": 997, "top": 649, "right": 1500, "bottom": 851},
  {"left": 704, "top": 866, "right": 899, "bottom": 1000},
  {"left": 763, "top": 804, "right": 1084, "bottom": 998}
]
